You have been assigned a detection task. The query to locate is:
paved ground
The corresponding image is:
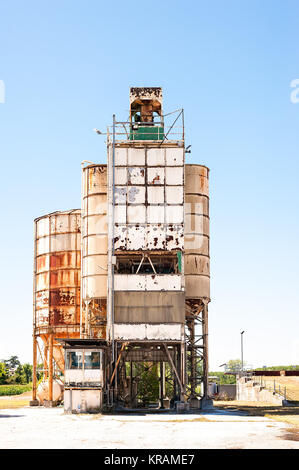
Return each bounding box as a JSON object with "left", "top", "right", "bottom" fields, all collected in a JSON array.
[{"left": 0, "top": 406, "right": 298, "bottom": 449}]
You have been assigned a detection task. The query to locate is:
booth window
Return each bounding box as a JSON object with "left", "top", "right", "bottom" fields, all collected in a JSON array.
[
  {"left": 66, "top": 351, "right": 83, "bottom": 369},
  {"left": 84, "top": 351, "right": 101, "bottom": 369}
]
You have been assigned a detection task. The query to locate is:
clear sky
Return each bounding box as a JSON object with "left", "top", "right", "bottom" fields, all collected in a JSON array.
[{"left": 0, "top": 0, "right": 298, "bottom": 370}]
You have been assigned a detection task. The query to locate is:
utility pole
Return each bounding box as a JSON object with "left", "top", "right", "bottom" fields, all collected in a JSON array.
[{"left": 241, "top": 331, "right": 245, "bottom": 375}]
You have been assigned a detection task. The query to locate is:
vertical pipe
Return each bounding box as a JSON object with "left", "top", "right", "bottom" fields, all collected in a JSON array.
[
  {"left": 159, "top": 361, "right": 164, "bottom": 408},
  {"left": 190, "top": 319, "right": 196, "bottom": 397},
  {"left": 181, "top": 342, "right": 186, "bottom": 397},
  {"left": 241, "top": 331, "right": 244, "bottom": 375},
  {"left": 202, "top": 303, "right": 209, "bottom": 399},
  {"left": 111, "top": 114, "right": 115, "bottom": 360},
  {"left": 32, "top": 335, "right": 37, "bottom": 401},
  {"left": 48, "top": 333, "right": 54, "bottom": 401},
  {"left": 130, "top": 360, "right": 133, "bottom": 407},
  {"left": 80, "top": 166, "right": 84, "bottom": 338},
  {"left": 107, "top": 115, "right": 116, "bottom": 360},
  {"left": 32, "top": 220, "right": 37, "bottom": 401},
  {"left": 44, "top": 344, "right": 49, "bottom": 379}
]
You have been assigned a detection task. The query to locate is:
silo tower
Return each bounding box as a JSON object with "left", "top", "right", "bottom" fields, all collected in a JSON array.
[
  {"left": 31, "top": 210, "right": 81, "bottom": 405},
  {"left": 78, "top": 87, "right": 211, "bottom": 410},
  {"left": 32, "top": 87, "right": 211, "bottom": 412}
]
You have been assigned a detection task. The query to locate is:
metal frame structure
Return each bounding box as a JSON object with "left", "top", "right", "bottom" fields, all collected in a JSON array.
[
  {"left": 103, "top": 105, "right": 209, "bottom": 409},
  {"left": 31, "top": 89, "right": 211, "bottom": 411}
]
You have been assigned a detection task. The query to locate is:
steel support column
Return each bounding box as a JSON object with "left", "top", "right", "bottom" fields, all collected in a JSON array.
[
  {"left": 32, "top": 335, "right": 37, "bottom": 401},
  {"left": 48, "top": 333, "right": 54, "bottom": 401},
  {"left": 202, "top": 303, "right": 209, "bottom": 399}
]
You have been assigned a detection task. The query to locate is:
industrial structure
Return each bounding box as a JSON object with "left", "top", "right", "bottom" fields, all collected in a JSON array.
[{"left": 31, "top": 87, "right": 211, "bottom": 412}]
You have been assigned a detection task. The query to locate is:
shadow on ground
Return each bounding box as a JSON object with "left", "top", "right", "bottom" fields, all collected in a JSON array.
[{"left": 214, "top": 403, "right": 299, "bottom": 417}]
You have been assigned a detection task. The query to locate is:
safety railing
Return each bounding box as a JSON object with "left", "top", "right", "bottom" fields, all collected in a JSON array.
[
  {"left": 106, "top": 108, "right": 185, "bottom": 143},
  {"left": 244, "top": 373, "right": 288, "bottom": 400}
]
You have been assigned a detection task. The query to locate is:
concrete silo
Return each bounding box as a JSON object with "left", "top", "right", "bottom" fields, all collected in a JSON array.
[
  {"left": 32, "top": 87, "right": 211, "bottom": 412},
  {"left": 31, "top": 210, "right": 81, "bottom": 405}
]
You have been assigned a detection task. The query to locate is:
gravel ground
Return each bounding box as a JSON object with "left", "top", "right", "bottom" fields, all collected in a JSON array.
[{"left": 0, "top": 406, "right": 298, "bottom": 449}]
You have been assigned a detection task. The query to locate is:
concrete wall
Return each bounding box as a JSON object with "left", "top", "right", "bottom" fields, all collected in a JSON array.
[
  {"left": 237, "top": 377, "right": 285, "bottom": 405},
  {"left": 218, "top": 384, "right": 236, "bottom": 400}
]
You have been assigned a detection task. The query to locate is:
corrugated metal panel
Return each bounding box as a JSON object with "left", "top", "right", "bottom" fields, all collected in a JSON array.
[
  {"left": 34, "top": 210, "right": 81, "bottom": 331},
  {"left": 126, "top": 225, "right": 146, "bottom": 250},
  {"left": 147, "top": 167, "right": 165, "bottom": 185},
  {"left": 113, "top": 145, "right": 184, "bottom": 253},
  {"left": 166, "top": 186, "right": 183, "bottom": 203},
  {"left": 165, "top": 206, "right": 184, "bottom": 224},
  {"left": 114, "top": 224, "right": 184, "bottom": 251},
  {"left": 114, "top": 291, "right": 185, "bottom": 323},
  {"left": 113, "top": 323, "right": 183, "bottom": 341},
  {"left": 184, "top": 164, "right": 210, "bottom": 300},
  {"left": 128, "top": 148, "right": 146, "bottom": 165},
  {"left": 127, "top": 205, "right": 146, "bottom": 223},
  {"left": 128, "top": 167, "right": 145, "bottom": 185},
  {"left": 165, "top": 147, "right": 184, "bottom": 166},
  {"left": 82, "top": 165, "right": 108, "bottom": 336},
  {"left": 114, "top": 274, "right": 182, "bottom": 291},
  {"left": 147, "top": 186, "right": 164, "bottom": 204},
  {"left": 165, "top": 167, "right": 183, "bottom": 185},
  {"left": 147, "top": 148, "right": 165, "bottom": 166}
]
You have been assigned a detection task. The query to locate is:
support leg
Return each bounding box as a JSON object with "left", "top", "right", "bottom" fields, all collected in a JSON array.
[
  {"left": 30, "top": 335, "right": 39, "bottom": 406},
  {"left": 159, "top": 361, "right": 165, "bottom": 408},
  {"left": 202, "top": 304, "right": 209, "bottom": 399},
  {"left": 48, "top": 333, "right": 53, "bottom": 402}
]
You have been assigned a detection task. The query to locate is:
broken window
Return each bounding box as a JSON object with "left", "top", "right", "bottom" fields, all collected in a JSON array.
[{"left": 115, "top": 254, "right": 180, "bottom": 274}]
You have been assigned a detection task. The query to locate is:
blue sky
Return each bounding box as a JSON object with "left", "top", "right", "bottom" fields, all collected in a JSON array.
[{"left": 0, "top": 0, "right": 298, "bottom": 370}]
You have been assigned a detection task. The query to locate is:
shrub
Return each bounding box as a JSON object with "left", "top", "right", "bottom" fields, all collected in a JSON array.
[{"left": 0, "top": 383, "right": 32, "bottom": 396}]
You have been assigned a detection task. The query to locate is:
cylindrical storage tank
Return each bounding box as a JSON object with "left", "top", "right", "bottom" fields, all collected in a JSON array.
[
  {"left": 34, "top": 209, "right": 81, "bottom": 369},
  {"left": 37, "top": 378, "right": 64, "bottom": 404},
  {"left": 184, "top": 165, "right": 210, "bottom": 300},
  {"left": 82, "top": 165, "right": 107, "bottom": 338}
]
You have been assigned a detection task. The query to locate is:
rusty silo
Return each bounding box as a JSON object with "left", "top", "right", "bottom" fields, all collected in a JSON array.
[
  {"left": 184, "top": 165, "right": 210, "bottom": 401},
  {"left": 32, "top": 87, "right": 212, "bottom": 412},
  {"left": 81, "top": 164, "right": 108, "bottom": 339},
  {"left": 32, "top": 209, "right": 81, "bottom": 405}
]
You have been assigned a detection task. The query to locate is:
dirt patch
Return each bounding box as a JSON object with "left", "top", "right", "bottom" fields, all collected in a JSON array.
[
  {"left": 266, "top": 414, "right": 299, "bottom": 427},
  {"left": 282, "top": 428, "right": 299, "bottom": 442},
  {"left": 0, "top": 392, "right": 31, "bottom": 410}
]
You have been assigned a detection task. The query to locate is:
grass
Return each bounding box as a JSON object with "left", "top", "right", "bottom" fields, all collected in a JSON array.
[
  {"left": 215, "top": 400, "right": 299, "bottom": 429},
  {"left": 265, "top": 414, "right": 299, "bottom": 427},
  {"left": 0, "top": 383, "right": 32, "bottom": 396},
  {"left": 258, "top": 376, "right": 299, "bottom": 401}
]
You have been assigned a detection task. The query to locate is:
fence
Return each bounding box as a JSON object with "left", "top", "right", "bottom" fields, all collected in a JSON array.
[{"left": 245, "top": 373, "right": 288, "bottom": 400}]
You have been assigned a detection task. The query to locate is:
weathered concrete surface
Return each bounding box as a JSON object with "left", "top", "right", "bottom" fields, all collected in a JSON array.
[
  {"left": 0, "top": 406, "right": 298, "bottom": 449},
  {"left": 237, "top": 377, "right": 285, "bottom": 405},
  {"left": 218, "top": 384, "right": 236, "bottom": 400}
]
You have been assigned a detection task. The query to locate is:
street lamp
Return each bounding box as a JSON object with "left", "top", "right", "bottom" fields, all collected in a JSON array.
[{"left": 241, "top": 331, "right": 245, "bottom": 375}]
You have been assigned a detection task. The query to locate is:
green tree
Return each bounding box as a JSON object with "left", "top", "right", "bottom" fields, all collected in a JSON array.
[
  {"left": 226, "top": 359, "right": 244, "bottom": 373},
  {"left": 0, "top": 362, "right": 8, "bottom": 384},
  {"left": 15, "top": 364, "right": 26, "bottom": 384},
  {"left": 134, "top": 363, "right": 160, "bottom": 405},
  {"left": 4, "top": 356, "right": 21, "bottom": 370},
  {"left": 23, "top": 363, "right": 33, "bottom": 383}
]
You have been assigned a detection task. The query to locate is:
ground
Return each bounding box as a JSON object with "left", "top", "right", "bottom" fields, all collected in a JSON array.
[
  {"left": 256, "top": 376, "right": 299, "bottom": 401},
  {"left": 0, "top": 392, "right": 299, "bottom": 449}
]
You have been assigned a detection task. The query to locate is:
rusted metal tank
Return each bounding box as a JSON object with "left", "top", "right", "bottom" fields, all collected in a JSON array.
[
  {"left": 184, "top": 164, "right": 210, "bottom": 301},
  {"left": 82, "top": 164, "right": 107, "bottom": 338},
  {"left": 37, "top": 378, "right": 64, "bottom": 404},
  {"left": 34, "top": 209, "right": 81, "bottom": 370}
]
